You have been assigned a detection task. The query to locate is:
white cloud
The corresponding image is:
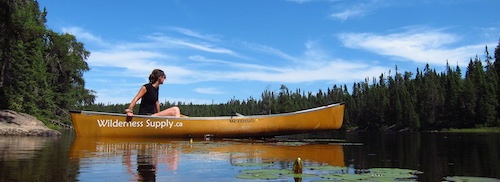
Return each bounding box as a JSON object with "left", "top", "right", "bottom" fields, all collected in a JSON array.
[
  {"left": 66, "top": 26, "right": 394, "bottom": 104},
  {"left": 188, "top": 55, "right": 284, "bottom": 72},
  {"left": 244, "top": 42, "right": 299, "bottom": 62},
  {"left": 330, "top": 7, "right": 367, "bottom": 21},
  {"left": 219, "top": 60, "right": 387, "bottom": 83},
  {"left": 194, "top": 87, "right": 225, "bottom": 94},
  {"left": 145, "top": 34, "right": 238, "bottom": 56},
  {"left": 328, "top": 0, "right": 382, "bottom": 22},
  {"left": 62, "top": 27, "right": 105, "bottom": 46},
  {"left": 79, "top": 26, "right": 390, "bottom": 84},
  {"left": 169, "top": 27, "right": 221, "bottom": 42},
  {"left": 338, "top": 28, "right": 486, "bottom": 66}
]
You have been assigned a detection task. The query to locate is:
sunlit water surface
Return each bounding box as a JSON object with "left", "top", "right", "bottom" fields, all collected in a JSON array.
[{"left": 1, "top": 131, "right": 499, "bottom": 181}]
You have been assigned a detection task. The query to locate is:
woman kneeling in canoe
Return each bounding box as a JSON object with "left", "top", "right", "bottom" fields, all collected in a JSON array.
[{"left": 125, "top": 69, "right": 181, "bottom": 117}]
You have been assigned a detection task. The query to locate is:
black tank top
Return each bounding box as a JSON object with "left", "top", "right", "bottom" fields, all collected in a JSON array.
[{"left": 138, "top": 83, "right": 158, "bottom": 115}]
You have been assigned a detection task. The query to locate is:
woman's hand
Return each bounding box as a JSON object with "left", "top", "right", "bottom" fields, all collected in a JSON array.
[{"left": 125, "top": 109, "right": 134, "bottom": 117}]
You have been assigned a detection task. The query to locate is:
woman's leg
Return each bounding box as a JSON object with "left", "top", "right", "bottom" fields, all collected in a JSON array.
[{"left": 153, "top": 106, "right": 180, "bottom": 117}]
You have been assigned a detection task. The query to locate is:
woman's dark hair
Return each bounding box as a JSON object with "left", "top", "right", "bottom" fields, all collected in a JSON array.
[{"left": 149, "top": 69, "right": 165, "bottom": 83}]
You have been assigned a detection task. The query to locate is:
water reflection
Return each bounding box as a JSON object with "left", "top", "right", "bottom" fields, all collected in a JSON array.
[
  {"left": 1, "top": 132, "right": 498, "bottom": 181},
  {"left": 0, "top": 137, "right": 57, "bottom": 161},
  {"left": 0, "top": 136, "right": 75, "bottom": 182},
  {"left": 70, "top": 137, "right": 345, "bottom": 181},
  {"left": 135, "top": 147, "right": 156, "bottom": 181}
]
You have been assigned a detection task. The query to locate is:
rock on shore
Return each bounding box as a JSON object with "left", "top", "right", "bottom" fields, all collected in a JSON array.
[{"left": 0, "top": 110, "right": 61, "bottom": 136}]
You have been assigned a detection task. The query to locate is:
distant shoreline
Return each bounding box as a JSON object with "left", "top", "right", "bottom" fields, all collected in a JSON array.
[
  {"left": 344, "top": 126, "right": 500, "bottom": 133},
  {"left": 441, "top": 127, "right": 500, "bottom": 133}
]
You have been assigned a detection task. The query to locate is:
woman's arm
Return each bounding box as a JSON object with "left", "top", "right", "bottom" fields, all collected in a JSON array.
[{"left": 126, "top": 86, "right": 147, "bottom": 116}]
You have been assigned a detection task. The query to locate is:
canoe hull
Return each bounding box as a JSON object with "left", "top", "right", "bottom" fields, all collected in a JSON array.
[{"left": 70, "top": 103, "right": 345, "bottom": 138}]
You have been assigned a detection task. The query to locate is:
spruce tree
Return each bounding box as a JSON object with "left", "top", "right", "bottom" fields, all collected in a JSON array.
[
  {"left": 0, "top": 0, "right": 49, "bottom": 116},
  {"left": 443, "top": 62, "right": 464, "bottom": 128},
  {"left": 494, "top": 39, "right": 500, "bottom": 126},
  {"left": 483, "top": 46, "right": 499, "bottom": 126}
]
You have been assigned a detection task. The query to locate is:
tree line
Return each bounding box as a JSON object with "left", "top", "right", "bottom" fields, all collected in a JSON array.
[
  {"left": 86, "top": 43, "right": 500, "bottom": 131},
  {"left": 1, "top": 0, "right": 499, "bottom": 131}
]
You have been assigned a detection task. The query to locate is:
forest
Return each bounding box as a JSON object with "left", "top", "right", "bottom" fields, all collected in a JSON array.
[{"left": 1, "top": 0, "right": 499, "bottom": 131}]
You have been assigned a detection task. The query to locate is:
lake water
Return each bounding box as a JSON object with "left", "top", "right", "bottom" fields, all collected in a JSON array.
[{"left": 0, "top": 131, "right": 499, "bottom": 181}]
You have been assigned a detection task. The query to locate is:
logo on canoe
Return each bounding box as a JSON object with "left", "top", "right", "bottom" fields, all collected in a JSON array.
[
  {"left": 229, "top": 118, "right": 256, "bottom": 123},
  {"left": 96, "top": 119, "right": 183, "bottom": 129}
]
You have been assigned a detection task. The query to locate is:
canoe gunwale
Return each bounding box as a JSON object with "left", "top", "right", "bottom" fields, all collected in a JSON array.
[{"left": 70, "top": 102, "right": 345, "bottom": 120}]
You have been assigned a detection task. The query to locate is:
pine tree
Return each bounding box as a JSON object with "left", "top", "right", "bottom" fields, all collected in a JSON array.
[
  {"left": 483, "top": 46, "right": 499, "bottom": 126},
  {"left": 465, "top": 56, "right": 496, "bottom": 127},
  {"left": 402, "top": 71, "right": 420, "bottom": 130},
  {"left": 462, "top": 59, "right": 478, "bottom": 127},
  {"left": 0, "top": 0, "right": 94, "bottom": 124},
  {"left": 260, "top": 89, "right": 274, "bottom": 114},
  {"left": 443, "top": 62, "right": 464, "bottom": 128},
  {"left": 494, "top": 39, "right": 500, "bottom": 126},
  {"left": 277, "top": 84, "right": 293, "bottom": 113},
  {"left": 0, "top": 0, "right": 49, "bottom": 116},
  {"left": 416, "top": 64, "right": 442, "bottom": 130},
  {"left": 388, "top": 73, "right": 402, "bottom": 129},
  {"left": 44, "top": 31, "right": 92, "bottom": 113},
  {"left": 342, "top": 84, "right": 353, "bottom": 127}
]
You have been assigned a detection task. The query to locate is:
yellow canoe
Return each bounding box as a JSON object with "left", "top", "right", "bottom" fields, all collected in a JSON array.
[{"left": 70, "top": 103, "right": 345, "bottom": 138}]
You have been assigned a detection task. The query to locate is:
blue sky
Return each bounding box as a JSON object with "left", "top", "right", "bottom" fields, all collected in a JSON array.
[{"left": 38, "top": 0, "right": 500, "bottom": 105}]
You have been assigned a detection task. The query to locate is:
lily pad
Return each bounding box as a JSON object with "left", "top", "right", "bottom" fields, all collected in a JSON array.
[
  {"left": 233, "top": 162, "right": 274, "bottom": 167},
  {"left": 317, "top": 167, "right": 421, "bottom": 181},
  {"left": 237, "top": 169, "right": 292, "bottom": 179},
  {"left": 356, "top": 168, "right": 420, "bottom": 181},
  {"left": 444, "top": 176, "right": 500, "bottom": 182},
  {"left": 368, "top": 168, "right": 421, "bottom": 175},
  {"left": 309, "top": 165, "right": 347, "bottom": 172},
  {"left": 284, "top": 173, "right": 318, "bottom": 178},
  {"left": 236, "top": 172, "right": 282, "bottom": 180},
  {"left": 235, "top": 162, "right": 422, "bottom": 181},
  {"left": 320, "top": 173, "right": 373, "bottom": 181}
]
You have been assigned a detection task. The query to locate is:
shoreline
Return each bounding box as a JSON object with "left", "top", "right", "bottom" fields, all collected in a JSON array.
[
  {"left": 441, "top": 127, "right": 500, "bottom": 133},
  {"left": 0, "top": 110, "right": 61, "bottom": 136}
]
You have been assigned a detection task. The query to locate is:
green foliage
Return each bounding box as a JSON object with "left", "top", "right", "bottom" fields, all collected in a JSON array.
[{"left": 0, "top": 0, "right": 94, "bottom": 125}]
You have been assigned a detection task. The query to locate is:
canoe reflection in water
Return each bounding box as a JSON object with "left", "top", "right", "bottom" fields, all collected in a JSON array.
[{"left": 70, "top": 137, "right": 344, "bottom": 181}]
